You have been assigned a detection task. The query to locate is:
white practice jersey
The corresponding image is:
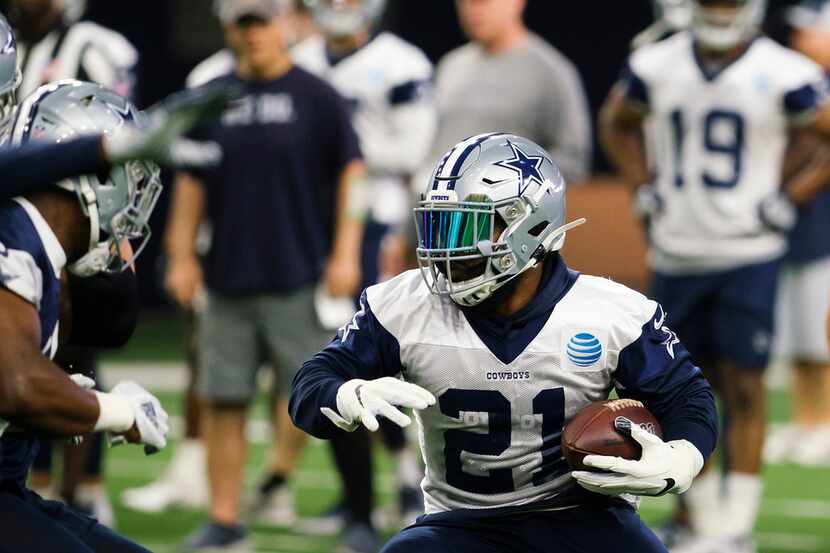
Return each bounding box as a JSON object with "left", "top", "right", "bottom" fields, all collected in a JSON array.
[
  {"left": 294, "top": 265, "right": 713, "bottom": 513},
  {"left": 292, "top": 33, "right": 436, "bottom": 225},
  {"left": 17, "top": 21, "right": 137, "bottom": 99},
  {"left": 625, "top": 32, "right": 827, "bottom": 273}
]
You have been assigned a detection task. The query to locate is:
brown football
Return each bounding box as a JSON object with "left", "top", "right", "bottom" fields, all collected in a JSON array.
[{"left": 561, "top": 399, "right": 662, "bottom": 471}]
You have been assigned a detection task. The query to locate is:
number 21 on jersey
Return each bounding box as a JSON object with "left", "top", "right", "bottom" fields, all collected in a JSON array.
[{"left": 439, "top": 388, "right": 566, "bottom": 494}]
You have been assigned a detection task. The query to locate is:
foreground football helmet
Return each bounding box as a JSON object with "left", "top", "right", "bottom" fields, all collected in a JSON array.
[
  {"left": 305, "top": 0, "right": 385, "bottom": 37},
  {"left": 0, "top": 14, "right": 21, "bottom": 128},
  {"left": 415, "top": 133, "right": 585, "bottom": 307},
  {"left": 692, "top": 0, "right": 766, "bottom": 50},
  {"left": 10, "top": 80, "right": 162, "bottom": 274}
]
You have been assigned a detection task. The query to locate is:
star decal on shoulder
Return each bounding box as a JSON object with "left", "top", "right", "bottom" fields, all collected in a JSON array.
[{"left": 494, "top": 141, "right": 547, "bottom": 195}]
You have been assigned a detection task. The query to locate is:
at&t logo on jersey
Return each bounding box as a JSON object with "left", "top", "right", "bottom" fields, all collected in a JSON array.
[{"left": 564, "top": 331, "right": 604, "bottom": 369}]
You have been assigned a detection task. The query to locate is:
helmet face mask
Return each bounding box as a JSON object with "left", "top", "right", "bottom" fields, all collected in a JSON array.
[
  {"left": 306, "top": 0, "right": 385, "bottom": 37},
  {"left": 692, "top": 0, "right": 766, "bottom": 51},
  {"left": 11, "top": 80, "right": 162, "bottom": 274},
  {"left": 415, "top": 134, "right": 585, "bottom": 307}
]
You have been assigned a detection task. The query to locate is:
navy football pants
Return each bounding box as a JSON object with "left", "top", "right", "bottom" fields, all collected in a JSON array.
[
  {"left": 0, "top": 486, "right": 150, "bottom": 553},
  {"left": 382, "top": 503, "right": 667, "bottom": 553}
]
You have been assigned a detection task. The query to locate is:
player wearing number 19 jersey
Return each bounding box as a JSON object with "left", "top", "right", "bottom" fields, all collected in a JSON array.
[
  {"left": 290, "top": 133, "right": 717, "bottom": 553},
  {"left": 601, "top": 1, "right": 830, "bottom": 551}
]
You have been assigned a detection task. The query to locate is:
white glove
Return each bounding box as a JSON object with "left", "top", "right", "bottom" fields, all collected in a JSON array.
[
  {"left": 758, "top": 193, "right": 797, "bottom": 233},
  {"left": 572, "top": 416, "right": 704, "bottom": 496},
  {"left": 103, "top": 84, "right": 234, "bottom": 169},
  {"left": 69, "top": 373, "right": 96, "bottom": 390},
  {"left": 321, "top": 377, "right": 436, "bottom": 432},
  {"left": 632, "top": 183, "right": 664, "bottom": 223},
  {"left": 109, "top": 381, "right": 170, "bottom": 450}
]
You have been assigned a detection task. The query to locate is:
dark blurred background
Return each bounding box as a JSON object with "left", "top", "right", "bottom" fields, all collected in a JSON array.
[{"left": 0, "top": 0, "right": 802, "bottom": 304}]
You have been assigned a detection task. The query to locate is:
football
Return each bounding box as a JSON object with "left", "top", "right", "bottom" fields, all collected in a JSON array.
[{"left": 561, "top": 399, "right": 663, "bottom": 471}]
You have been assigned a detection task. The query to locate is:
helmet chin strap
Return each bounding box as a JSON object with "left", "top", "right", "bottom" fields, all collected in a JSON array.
[
  {"left": 450, "top": 217, "right": 588, "bottom": 307},
  {"left": 65, "top": 176, "right": 108, "bottom": 276}
]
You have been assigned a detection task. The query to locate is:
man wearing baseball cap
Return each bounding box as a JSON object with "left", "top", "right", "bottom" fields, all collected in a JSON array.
[{"left": 168, "top": 0, "right": 366, "bottom": 550}]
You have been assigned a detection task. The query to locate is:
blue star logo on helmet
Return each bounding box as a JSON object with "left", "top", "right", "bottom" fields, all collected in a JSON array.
[
  {"left": 494, "top": 141, "right": 547, "bottom": 195},
  {"left": 566, "top": 333, "right": 602, "bottom": 367}
]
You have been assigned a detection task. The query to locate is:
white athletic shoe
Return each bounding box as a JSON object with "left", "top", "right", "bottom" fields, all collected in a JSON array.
[
  {"left": 76, "top": 483, "right": 116, "bottom": 528},
  {"left": 763, "top": 424, "right": 804, "bottom": 464},
  {"left": 789, "top": 425, "right": 830, "bottom": 466},
  {"left": 247, "top": 485, "right": 297, "bottom": 526},
  {"left": 121, "top": 439, "right": 209, "bottom": 512}
]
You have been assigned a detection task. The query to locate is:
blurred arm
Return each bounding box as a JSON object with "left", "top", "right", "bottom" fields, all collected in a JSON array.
[
  {"left": 0, "top": 137, "right": 108, "bottom": 198},
  {"left": 0, "top": 288, "right": 100, "bottom": 435},
  {"left": 324, "top": 160, "right": 367, "bottom": 298},
  {"left": 600, "top": 84, "right": 650, "bottom": 191},
  {"left": 783, "top": 132, "right": 830, "bottom": 206},
  {"left": 164, "top": 172, "right": 206, "bottom": 308}
]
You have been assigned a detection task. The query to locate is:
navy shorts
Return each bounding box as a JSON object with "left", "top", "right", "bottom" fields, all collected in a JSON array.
[
  {"left": 381, "top": 502, "right": 666, "bottom": 553},
  {"left": 651, "top": 260, "right": 780, "bottom": 370},
  {"left": 0, "top": 484, "right": 150, "bottom": 553}
]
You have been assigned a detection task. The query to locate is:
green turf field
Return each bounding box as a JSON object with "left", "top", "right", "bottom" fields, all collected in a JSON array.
[{"left": 97, "top": 318, "right": 830, "bottom": 553}]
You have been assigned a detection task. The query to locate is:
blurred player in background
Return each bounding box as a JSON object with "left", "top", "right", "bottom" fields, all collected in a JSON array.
[
  {"left": 425, "top": 0, "right": 591, "bottom": 185},
  {"left": 8, "top": 0, "right": 136, "bottom": 98},
  {"left": 285, "top": 1, "right": 435, "bottom": 549},
  {"left": 764, "top": 0, "right": 830, "bottom": 467},
  {"left": 0, "top": 75, "right": 232, "bottom": 553},
  {"left": 120, "top": 0, "right": 320, "bottom": 517},
  {"left": 291, "top": 133, "right": 718, "bottom": 553},
  {"left": 601, "top": 0, "right": 830, "bottom": 550},
  {"left": 164, "top": 0, "right": 367, "bottom": 550},
  {"left": 5, "top": 0, "right": 139, "bottom": 525}
]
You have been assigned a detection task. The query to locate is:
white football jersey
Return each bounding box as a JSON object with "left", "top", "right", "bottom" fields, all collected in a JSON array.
[
  {"left": 359, "top": 269, "right": 685, "bottom": 512},
  {"left": 627, "top": 32, "right": 827, "bottom": 273},
  {"left": 292, "top": 32, "right": 436, "bottom": 225},
  {"left": 17, "top": 21, "right": 137, "bottom": 99}
]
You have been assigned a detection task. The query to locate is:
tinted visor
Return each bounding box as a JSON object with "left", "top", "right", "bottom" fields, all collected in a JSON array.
[{"left": 415, "top": 196, "right": 495, "bottom": 252}]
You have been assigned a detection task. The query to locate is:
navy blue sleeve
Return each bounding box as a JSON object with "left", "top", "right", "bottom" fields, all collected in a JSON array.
[
  {"left": 614, "top": 305, "right": 718, "bottom": 460},
  {"left": 783, "top": 77, "right": 828, "bottom": 118},
  {"left": 618, "top": 60, "right": 650, "bottom": 108},
  {"left": 0, "top": 136, "right": 106, "bottom": 199},
  {"left": 289, "top": 290, "right": 403, "bottom": 439},
  {"left": 388, "top": 79, "right": 432, "bottom": 106}
]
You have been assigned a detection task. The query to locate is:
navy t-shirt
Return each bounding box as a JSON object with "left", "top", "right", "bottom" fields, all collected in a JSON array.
[{"left": 190, "top": 67, "right": 361, "bottom": 297}]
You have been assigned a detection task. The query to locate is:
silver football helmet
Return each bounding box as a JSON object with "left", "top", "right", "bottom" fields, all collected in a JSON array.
[
  {"left": 10, "top": 80, "right": 162, "bottom": 274},
  {"left": 415, "top": 133, "right": 586, "bottom": 307},
  {"left": 0, "top": 13, "right": 21, "bottom": 128},
  {"left": 632, "top": 0, "right": 692, "bottom": 48},
  {"left": 305, "top": 0, "right": 385, "bottom": 37},
  {"left": 691, "top": 0, "right": 766, "bottom": 50}
]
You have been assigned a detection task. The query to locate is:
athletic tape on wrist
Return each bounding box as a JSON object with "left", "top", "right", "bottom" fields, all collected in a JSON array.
[{"left": 93, "top": 391, "right": 135, "bottom": 432}]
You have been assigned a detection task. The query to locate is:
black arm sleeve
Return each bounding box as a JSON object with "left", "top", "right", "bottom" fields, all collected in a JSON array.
[{"left": 0, "top": 137, "right": 107, "bottom": 199}]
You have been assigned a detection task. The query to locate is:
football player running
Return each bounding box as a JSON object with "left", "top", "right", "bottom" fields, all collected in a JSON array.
[
  {"left": 290, "top": 133, "right": 718, "bottom": 553},
  {"left": 0, "top": 79, "right": 229, "bottom": 552},
  {"left": 601, "top": 0, "right": 830, "bottom": 551}
]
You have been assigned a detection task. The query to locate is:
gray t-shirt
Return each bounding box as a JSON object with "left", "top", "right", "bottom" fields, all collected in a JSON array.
[{"left": 431, "top": 34, "right": 592, "bottom": 183}]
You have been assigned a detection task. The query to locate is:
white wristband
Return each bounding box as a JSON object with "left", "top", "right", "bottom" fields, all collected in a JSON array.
[{"left": 93, "top": 392, "right": 135, "bottom": 432}]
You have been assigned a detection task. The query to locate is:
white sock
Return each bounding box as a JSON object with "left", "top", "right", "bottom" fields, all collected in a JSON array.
[
  {"left": 395, "top": 448, "right": 422, "bottom": 489},
  {"left": 685, "top": 470, "right": 724, "bottom": 536},
  {"left": 725, "top": 472, "right": 763, "bottom": 536}
]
